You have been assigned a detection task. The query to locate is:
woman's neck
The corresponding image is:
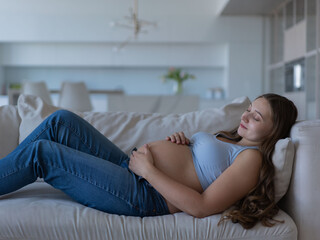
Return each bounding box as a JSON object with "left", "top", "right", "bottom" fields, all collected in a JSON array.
[{"left": 237, "top": 138, "right": 260, "bottom": 147}]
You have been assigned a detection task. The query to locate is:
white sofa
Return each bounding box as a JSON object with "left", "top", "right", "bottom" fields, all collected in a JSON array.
[{"left": 0, "top": 94, "right": 317, "bottom": 240}]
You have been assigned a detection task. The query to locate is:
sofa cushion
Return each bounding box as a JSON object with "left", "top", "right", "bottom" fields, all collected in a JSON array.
[
  {"left": 0, "top": 105, "right": 21, "bottom": 158},
  {"left": 17, "top": 94, "right": 293, "bottom": 202},
  {"left": 0, "top": 182, "right": 297, "bottom": 240}
]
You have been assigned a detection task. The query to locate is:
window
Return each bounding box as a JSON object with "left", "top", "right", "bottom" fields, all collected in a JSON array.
[{"left": 285, "top": 58, "right": 305, "bottom": 92}]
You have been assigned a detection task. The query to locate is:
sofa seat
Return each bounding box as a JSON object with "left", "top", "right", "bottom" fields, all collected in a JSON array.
[{"left": 0, "top": 182, "right": 297, "bottom": 240}]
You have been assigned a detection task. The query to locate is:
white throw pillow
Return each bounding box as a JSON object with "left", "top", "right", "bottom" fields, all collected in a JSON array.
[
  {"left": 0, "top": 105, "right": 21, "bottom": 158},
  {"left": 17, "top": 94, "right": 294, "bottom": 202},
  {"left": 18, "top": 94, "right": 60, "bottom": 143},
  {"left": 273, "top": 138, "right": 294, "bottom": 202}
]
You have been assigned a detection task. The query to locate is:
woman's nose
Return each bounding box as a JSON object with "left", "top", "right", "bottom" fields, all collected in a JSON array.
[{"left": 242, "top": 112, "right": 249, "bottom": 122}]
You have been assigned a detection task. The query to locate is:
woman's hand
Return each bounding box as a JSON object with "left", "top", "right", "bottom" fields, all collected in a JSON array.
[
  {"left": 166, "top": 132, "right": 190, "bottom": 145},
  {"left": 129, "top": 144, "right": 155, "bottom": 178}
]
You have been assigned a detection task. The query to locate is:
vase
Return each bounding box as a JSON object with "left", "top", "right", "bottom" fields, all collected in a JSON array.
[{"left": 173, "top": 81, "right": 183, "bottom": 95}]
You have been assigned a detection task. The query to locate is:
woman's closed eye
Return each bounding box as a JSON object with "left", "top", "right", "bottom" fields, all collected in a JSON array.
[
  {"left": 253, "top": 115, "right": 260, "bottom": 121},
  {"left": 246, "top": 108, "right": 261, "bottom": 121}
]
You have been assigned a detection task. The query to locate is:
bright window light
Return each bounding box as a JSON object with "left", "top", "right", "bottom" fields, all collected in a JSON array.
[{"left": 294, "top": 64, "right": 302, "bottom": 89}]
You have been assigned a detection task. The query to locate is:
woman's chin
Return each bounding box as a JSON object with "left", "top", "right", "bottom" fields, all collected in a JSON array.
[{"left": 237, "top": 127, "right": 244, "bottom": 137}]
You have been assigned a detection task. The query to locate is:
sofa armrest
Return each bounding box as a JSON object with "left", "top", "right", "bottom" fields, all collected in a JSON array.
[{"left": 279, "top": 120, "right": 320, "bottom": 240}]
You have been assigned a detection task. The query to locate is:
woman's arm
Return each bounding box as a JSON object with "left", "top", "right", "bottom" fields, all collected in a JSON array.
[{"left": 129, "top": 145, "right": 262, "bottom": 218}]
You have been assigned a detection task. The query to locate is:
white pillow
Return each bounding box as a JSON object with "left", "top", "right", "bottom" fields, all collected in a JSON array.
[
  {"left": 273, "top": 138, "right": 294, "bottom": 202},
  {"left": 0, "top": 105, "right": 21, "bottom": 158},
  {"left": 17, "top": 94, "right": 294, "bottom": 202},
  {"left": 18, "top": 94, "right": 60, "bottom": 143}
]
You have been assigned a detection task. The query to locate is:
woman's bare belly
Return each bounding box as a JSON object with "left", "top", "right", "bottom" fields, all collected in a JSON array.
[{"left": 137, "top": 140, "right": 203, "bottom": 213}]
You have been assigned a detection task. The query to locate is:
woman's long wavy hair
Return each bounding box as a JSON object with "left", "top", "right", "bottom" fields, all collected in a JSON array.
[{"left": 218, "top": 93, "right": 298, "bottom": 229}]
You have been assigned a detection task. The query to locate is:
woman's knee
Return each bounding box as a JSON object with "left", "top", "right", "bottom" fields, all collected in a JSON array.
[
  {"left": 32, "top": 139, "right": 61, "bottom": 164},
  {"left": 48, "top": 109, "right": 79, "bottom": 123}
]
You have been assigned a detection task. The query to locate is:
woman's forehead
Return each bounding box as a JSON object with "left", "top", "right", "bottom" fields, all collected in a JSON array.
[{"left": 251, "top": 98, "right": 273, "bottom": 119}]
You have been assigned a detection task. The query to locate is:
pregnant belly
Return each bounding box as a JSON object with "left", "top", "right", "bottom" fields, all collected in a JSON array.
[
  {"left": 137, "top": 140, "right": 203, "bottom": 213},
  {"left": 137, "top": 140, "right": 203, "bottom": 193}
]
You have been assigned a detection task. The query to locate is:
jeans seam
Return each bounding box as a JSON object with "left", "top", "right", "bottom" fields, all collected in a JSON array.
[
  {"left": 28, "top": 124, "right": 52, "bottom": 144},
  {"left": 52, "top": 120, "right": 99, "bottom": 157},
  {"left": 0, "top": 166, "right": 29, "bottom": 178}
]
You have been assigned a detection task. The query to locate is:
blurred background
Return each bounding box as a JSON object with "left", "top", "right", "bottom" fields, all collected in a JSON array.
[{"left": 0, "top": 0, "right": 318, "bottom": 120}]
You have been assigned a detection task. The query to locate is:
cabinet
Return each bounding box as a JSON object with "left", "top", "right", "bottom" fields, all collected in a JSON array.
[{"left": 269, "top": 0, "right": 320, "bottom": 120}]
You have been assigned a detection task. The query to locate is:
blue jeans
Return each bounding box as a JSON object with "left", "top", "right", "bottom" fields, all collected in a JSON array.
[{"left": 0, "top": 110, "right": 169, "bottom": 217}]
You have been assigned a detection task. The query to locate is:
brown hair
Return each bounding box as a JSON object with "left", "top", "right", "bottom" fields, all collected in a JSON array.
[{"left": 218, "top": 93, "right": 298, "bottom": 229}]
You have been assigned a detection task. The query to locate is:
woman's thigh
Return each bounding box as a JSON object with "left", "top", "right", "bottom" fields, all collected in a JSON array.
[
  {"left": 33, "top": 140, "right": 168, "bottom": 216},
  {"left": 0, "top": 138, "right": 168, "bottom": 216}
]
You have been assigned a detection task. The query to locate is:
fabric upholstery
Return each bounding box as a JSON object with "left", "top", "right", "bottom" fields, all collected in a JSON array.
[
  {"left": 0, "top": 105, "right": 20, "bottom": 158},
  {"left": 280, "top": 120, "right": 320, "bottom": 240}
]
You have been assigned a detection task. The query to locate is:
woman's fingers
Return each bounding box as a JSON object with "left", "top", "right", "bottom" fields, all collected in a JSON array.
[
  {"left": 177, "top": 132, "right": 184, "bottom": 143},
  {"left": 177, "top": 132, "right": 189, "bottom": 145},
  {"left": 166, "top": 132, "right": 179, "bottom": 143},
  {"left": 166, "top": 132, "right": 189, "bottom": 145}
]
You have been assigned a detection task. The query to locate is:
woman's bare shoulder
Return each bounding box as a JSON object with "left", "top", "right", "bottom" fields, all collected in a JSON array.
[{"left": 234, "top": 148, "right": 263, "bottom": 168}]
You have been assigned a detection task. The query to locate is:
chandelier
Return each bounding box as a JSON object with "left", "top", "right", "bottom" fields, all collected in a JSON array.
[{"left": 110, "top": 0, "right": 157, "bottom": 51}]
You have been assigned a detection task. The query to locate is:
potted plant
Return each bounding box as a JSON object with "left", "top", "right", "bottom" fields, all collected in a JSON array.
[{"left": 162, "top": 67, "right": 196, "bottom": 95}]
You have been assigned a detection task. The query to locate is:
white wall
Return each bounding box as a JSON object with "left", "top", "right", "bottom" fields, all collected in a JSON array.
[
  {"left": 0, "top": 0, "right": 265, "bottom": 102},
  {"left": 0, "top": 67, "right": 4, "bottom": 93},
  {"left": 228, "top": 43, "right": 263, "bottom": 100},
  {"left": 0, "top": 41, "right": 3, "bottom": 93},
  {"left": 0, "top": 0, "right": 219, "bottom": 42},
  {"left": 215, "top": 17, "right": 265, "bottom": 100},
  {"left": 0, "top": 42, "right": 227, "bottom": 67}
]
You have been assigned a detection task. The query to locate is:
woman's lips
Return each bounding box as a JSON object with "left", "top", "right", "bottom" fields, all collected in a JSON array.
[{"left": 240, "top": 123, "right": 247, "bottom": 129}]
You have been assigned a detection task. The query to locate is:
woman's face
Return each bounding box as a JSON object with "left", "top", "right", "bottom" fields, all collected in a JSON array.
[{"left": 237, "top": 97, "right": 274, "bottom": 145}]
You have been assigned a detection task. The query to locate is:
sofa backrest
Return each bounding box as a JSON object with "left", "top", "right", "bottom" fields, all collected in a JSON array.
[
  {"left": 17, "top": 94, "right": 250, "bottom": 154},
  {"left": 280, "top": 120, "right": 320, "bottom": 240}
]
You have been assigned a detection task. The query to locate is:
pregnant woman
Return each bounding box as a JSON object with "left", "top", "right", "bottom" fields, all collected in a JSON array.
[{"left": 0, "top": 93, "right": 297, "bottom": 229}]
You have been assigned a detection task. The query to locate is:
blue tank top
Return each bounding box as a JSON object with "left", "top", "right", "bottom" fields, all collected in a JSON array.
[{"left": 189, "top": 132, "right": 258, "bottom": 191}]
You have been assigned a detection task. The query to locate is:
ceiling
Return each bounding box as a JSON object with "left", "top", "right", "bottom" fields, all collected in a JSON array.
[{"left": 220, "top": 0, "right": 284, "bottom": 15}]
